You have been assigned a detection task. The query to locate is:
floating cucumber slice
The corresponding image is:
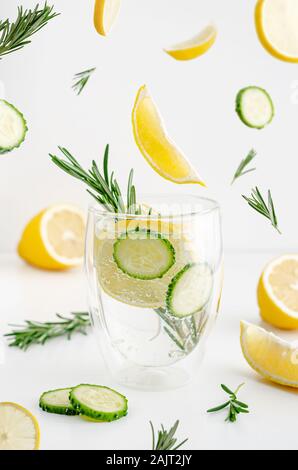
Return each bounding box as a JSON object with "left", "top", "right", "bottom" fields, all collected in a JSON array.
[
  {"left": 166, "top": 263, "right": 213, "bottom": 318},
  {"left": 113, "top": 229, "right": 175, "bottom": 280},
  {"left": 70, "top": 384, "right": 128, "bottom": 422},
  {"left": 39, "top": 388, "right": 78, "bottom": 416},
  {"left": 236, "top": 86, "right": 274, "bottom": 129},
  {"left": 0, "top": 100, "right": 28, "bottom": 154}
]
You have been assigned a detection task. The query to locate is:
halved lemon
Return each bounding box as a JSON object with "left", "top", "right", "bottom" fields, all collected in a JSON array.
[
  {"left": 132, "top": 85, "right": 205, "bottom": 186},
  {"left": 240, "top": 320, "right": 298, "bottom": 388},
  {"left": 18, "top": 204, "right": 85, "bottom": 270},
  {"left": 94, "top": 0, "right": 121, "bottom": 36},
  {"left": 257, "top": 255, "right": 298, "bottom": 330},
  {"left": 0, "top": 402, "right": 40, "bottom": 450},
  {"left": 255, "top": 0, "right": 298, "bottom": 63},
  {"left": 164, "top": 24, "right": 217, "bottom": 61}
]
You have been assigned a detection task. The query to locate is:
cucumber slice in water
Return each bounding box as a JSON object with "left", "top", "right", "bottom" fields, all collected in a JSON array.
[
  {"left": 70, "top": 384, "right": 128, "bottom": 422},
  {"left": 39, "top": 388, "right": 78, "bottom": 416},
  {"left": 0, "top": 100, "right": 28, "bottom": 154},
  {"left": 236, "top": 86, "right": 274, "bottom": 129},
  {"left": 166, "top": 263, "right": 213, "bottom": 318},
  {"left": 113, "top": 229, "right": 175, "bottom": 280}
]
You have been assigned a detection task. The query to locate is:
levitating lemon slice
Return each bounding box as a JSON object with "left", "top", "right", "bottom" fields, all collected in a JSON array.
[
  {"left": 0, "top": 402, "right": 40, "bottom": 450},
  {"left": 132, "top": 85, "right": 205, "bottom": 186},
  {"left": 257, "top": 255, "right": 298, "bottom": 330},
  {"left": 240, "top": 321, "right": 298, "bottom": 388},
  {"left": 164, "top": 24, "right": 217, "bottom": 61},
  {"left": 18, "top": 204, "right": 85, "bottom": 270},
  {"left": 94, "top": 0, "right": 121, "bottom": 36},
  {"left": 255, "top": 0, "right": 298, "bottom": 63}
]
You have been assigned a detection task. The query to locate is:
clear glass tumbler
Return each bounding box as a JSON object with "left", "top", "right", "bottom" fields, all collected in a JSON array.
[{"left": 85, "top": 195, "right": 223, "bottom": 391}]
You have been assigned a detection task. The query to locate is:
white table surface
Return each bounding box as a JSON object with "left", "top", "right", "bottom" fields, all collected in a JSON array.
[{"left": 1, "top": 253, "right": 298, "bottom": 451}]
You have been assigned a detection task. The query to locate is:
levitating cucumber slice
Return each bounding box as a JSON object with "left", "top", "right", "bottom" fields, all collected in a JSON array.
[
  {"left": 39, "top": 388, "right": 78, "bottom": 416},
  {"left": 166, "top": 263, "right": 213, "bottom": 318},
  {"left": 0, "top": 100, "right": 28, "bottom": 154},
  {"left": 113, "top": 229, "right": 175, "bottom": 280},
  {"left": 70, "top": 384, "right": 128, "bottom": 422},
  {"left": 236, "top": 86, "right": 274, "bottom": 129}
]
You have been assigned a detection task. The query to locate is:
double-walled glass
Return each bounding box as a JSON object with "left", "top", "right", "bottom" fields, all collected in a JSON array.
[{"left": 85, "top": 195, "right": 223, "bottom": 391}]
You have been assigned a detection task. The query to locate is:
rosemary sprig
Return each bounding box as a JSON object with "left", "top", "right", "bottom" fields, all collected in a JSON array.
[
  {"left": 207, "top": 383, "right": 249, "bottom": 423},
  {"left": 0, "top": 3, "right": 59, "bottom": 59},
  {"left": 5, "top": 312, "right": 90, "bottom": 351},
  {"left": 231, "top": 149, "right": 257, "bottom": 184},
  {"left": 49, "top": 145, "right": 140, "bottom": 214},
  {"left": 242, "top": 187, "right": 281, "bottom": 233},
  {"left": 72, "top": 68, "right": 96, "bottom": 95},
  {"left": 150, "top": 420, "right": 188, "bottom": 450}
]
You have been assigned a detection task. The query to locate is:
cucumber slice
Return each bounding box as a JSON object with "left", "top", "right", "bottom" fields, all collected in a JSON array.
[
  {"left": 236, "top": 86, "right": 274, "bottom": 129},
  {"left": 39, "top": 388, "right": 78, "bottom": 416},
  {"left": 70, "top": 384, "right": 128, "bottom": 422},
  {"left": 166, "top": 263, "right": 213, "bottom": 318},
  {"left": 0, "top": 100, "right": 28, "bottom": 154},
  {"left": 113, "top": 229, "right": 175, "bottom": 280}
]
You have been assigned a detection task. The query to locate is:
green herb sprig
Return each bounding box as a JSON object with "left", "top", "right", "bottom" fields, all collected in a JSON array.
[
  {"left": 49, "top": 145, "right": 141, "bottom": 214},
  {"left": 72, "top": 68, "right": 96, "bottom": 95},
  {"left": 242, "top": 187, "right": 281, "bottom": 233},
  {"left": 150, "top": 420, "right": 188, "bottom": 450},
  {"left": 0, "top": 3, "right": 59, "bottom": 59},
  {"left": 5, "top": 312, "right": 90, "bottom": 351},
  {"left": 231, "top": 149, "right": 257, "bottom": 184},
  {"left": 207, "top": 383, "right": 249, "bottom": 423}
]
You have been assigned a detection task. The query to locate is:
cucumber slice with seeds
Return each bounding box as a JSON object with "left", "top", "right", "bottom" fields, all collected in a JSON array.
[
  {"left": 70, "top": 384, "right": 128, "bottom": 422},
  {"left": 113, "top": 229, "right": 175, "bottom": 280},
  {"left": 236, "top": 86, "right": 274, "bottom": 129},
  {"left": 0, "top": 100, "right": 28, "bottom": 154},
  {"left": 166, "top": 263, "right": 213, "bottom": 318},
  {"left": 39, "top": 388, "right": 78, "bottom": 416}
]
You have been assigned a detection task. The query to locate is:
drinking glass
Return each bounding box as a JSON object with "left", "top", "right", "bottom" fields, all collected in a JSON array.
[{"left": 85, "top": 194, "right": 223, "bottom": 391}]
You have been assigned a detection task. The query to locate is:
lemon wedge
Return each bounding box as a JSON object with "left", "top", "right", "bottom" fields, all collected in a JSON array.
[
  {"left": 132, "top": 85, "right": 205, "bottom": 186},
  {"left": 94, "top": 0, "right": 121, "bottom": 36},
  {"left": 0, "top": 402, "right": 40, "bottom": 450},
  {"left": 164, "top": 24, "right": 217, "bottom": 61},
  {"left": 255, "top": 0, "right": 298, "bottom": 62},
  {"left": 240, "top": 321, "right": 298, "bottom": 388},
  {"left": 257, "top": 255, "right": 298, "bottom": 330},
  {"left": 18, "top": 204, "right": 85, "bottom": 270}
]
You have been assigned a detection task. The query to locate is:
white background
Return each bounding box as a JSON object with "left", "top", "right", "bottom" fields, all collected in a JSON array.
[{"left": 1, "top": 0, "right": 298, "bottom": 253}]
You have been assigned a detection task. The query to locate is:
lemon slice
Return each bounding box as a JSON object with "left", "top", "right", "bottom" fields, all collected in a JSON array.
[
  {"left": 94, "top": 0, "right": 121, "bottom": 36},
  {"left": 164, "top": 24, "right": 217, "bottom": 61},
  {"left": 240, "top": 321, "right": 298, "bottom": 388},
  {"left": 0, "top": 402, "right": 40, "bottom": 450},
  {"left": 255, "top": 0, "right": 298, "bottom": 63},
  {"left": 132, "top": 85, "right": 205, "bottom": 186},
  {"left": 95, "top": 219, "right": 196, "bottom": 308},
  {"left": 257, "top": 255, "right": 298, "bottom": 330},
  {"left": 18, "top": 204, "right": 85, "bottom": 270}
]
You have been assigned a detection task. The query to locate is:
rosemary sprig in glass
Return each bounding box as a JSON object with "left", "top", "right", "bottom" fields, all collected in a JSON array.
[
  {"left": 5, "top": 312, "right": 90, "bottom": 351},
  {"left": 231, "top": 149, "right": 257, "bottom": 184},
  {"left": 72, "top": 68, "right": 96, "bottom": 95},
  {"left": 150, "top": 420, "right": 188, "bottom": 450},
  {"left": 242, "top": 186, "right": 281, "bottom": 233},
  {"left": 207, "top": 383, "right": 249, "bottom": 423},
  {"left": 0, "top": 3, "right": 59, "bottom": 59},
  {"left": 49, "top": 144, "right": 141, "bottom": 214}
]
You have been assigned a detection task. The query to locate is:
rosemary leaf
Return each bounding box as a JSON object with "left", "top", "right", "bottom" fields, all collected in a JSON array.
[
  {"left": 150, "top": 420, "right": 188, "bottom": 450},
  {"left": 72, "top": 67, "right": 96, "bottom": 95},
  {"left": 242, "top": 187, "right": 281, "bottom": 233},
  {"left": 207, "top": 383, "right": 249, "bottom": 423},
  {"left": 231, "top": 149, "right": 257, "bottom": 184}
]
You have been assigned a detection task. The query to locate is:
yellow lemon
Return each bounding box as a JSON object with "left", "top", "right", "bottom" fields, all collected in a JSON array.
[
  {"left": 0, "top": 402, "right": 40, "bottom": 450},
  {"left": 18, "top": 204, "right": 85, "bottom": 270},
  {"left": 164, "top": 24, "right": 217, "bottom": 61},
  {"left": 255, "top": 0, "right": 298, "bottom": 63},
  {"left": 94, "top": 0, "right": 121, "bottom": 36},
  {"left": 257, "top": 255, "right": 298, "bottom": 330},
  {"left": 132, "top": 85, "right": 205, "bottom": 186},
  {"left": 240, "top": 320, "right": 298, "bottom": 388}
]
